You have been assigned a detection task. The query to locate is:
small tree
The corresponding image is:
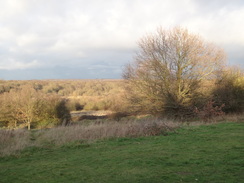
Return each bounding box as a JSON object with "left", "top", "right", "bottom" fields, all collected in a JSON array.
[
  {"left": 0, "top": 86, "right": 71, "bottom": 129},
  {"left": 0, "top": 86, "right": 42, "bottom": 130},
  {"left": 123, "top": 27, "right": 226, "bottom": 117}
]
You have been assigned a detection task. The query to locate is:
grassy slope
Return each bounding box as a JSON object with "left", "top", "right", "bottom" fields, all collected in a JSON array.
[{"left": 0, "top": 122, "right": 243, "bottom": 183}]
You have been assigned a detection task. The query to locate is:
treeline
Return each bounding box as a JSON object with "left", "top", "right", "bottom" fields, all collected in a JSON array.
[
  {"left": 0, "top": 79, "right": 125, "bottom": 112},
  {"left": 0, "top": 80, "right": 127, "bottom": 129},
  {"left": 0, "top": 71, "right": 243, "bottom": 130},
  {"left": 0, "top": 79, "right": 123, "bottom": 96}
]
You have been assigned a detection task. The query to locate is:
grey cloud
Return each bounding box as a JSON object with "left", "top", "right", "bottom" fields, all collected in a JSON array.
[
  {"left": 224, "top": 44, "right": 244, "bottom": 67},
  {"left": 0, "top": 65, "right": 122, "bottom": 80},
  {"left": 195, "top": 0, "right": 244, "bottom": 11}
]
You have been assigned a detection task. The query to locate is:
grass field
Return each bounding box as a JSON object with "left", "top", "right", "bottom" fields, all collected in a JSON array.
[{"left": 0, "top": 122, "right": 243, "bottom": 183}]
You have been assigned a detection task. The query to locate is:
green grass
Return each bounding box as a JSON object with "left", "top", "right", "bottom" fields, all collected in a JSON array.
[{"left": 0, "top": 122, "right": 243, "bottom": 183}]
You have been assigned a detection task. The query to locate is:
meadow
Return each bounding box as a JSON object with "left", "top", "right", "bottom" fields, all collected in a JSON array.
[{"left": 0, "top": 122, "right": 243, "bottom": 183}]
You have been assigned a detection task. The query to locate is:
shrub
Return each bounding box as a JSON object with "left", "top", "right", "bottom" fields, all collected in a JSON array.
[
  {"left": 194, "top": 100, "right": 225, "bottom": 122},
  {"left": 66, "top": 99, "right": 84, "bottom": 111},
  {"left": 213, "top": 67, "right": 244, "bottom": 113},
  {"left": 35, "top": 96, "right": 71, "bottom": 128}
]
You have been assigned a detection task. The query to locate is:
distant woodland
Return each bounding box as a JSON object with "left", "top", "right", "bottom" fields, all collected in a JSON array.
[
  {"left": 0, "top": 79, "right": 128, "bottom": 129},
  {"left": 0, "top": 71, "right": 243, "bottom": 130}
]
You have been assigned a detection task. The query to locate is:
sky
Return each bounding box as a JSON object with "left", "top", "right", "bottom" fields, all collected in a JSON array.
[{"left": 0, "top": 0, "right": 243, "bottom": 80}]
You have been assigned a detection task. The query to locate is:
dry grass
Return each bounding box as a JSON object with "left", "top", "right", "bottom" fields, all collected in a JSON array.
[
  {"left": 34, "top": 119, "right": 179, "bottom": 146},
  {"left": 0, "top": 119, "right": 179, "bottom": 156},
  {"left": 192, "top": 112, "right": 244, "bottom": 124},
  {"left": 0, "top": 129, "right": 30, "bottom": 156},
  {"left": 220, "top": 113, "right": 244, "bottom": 122},
  {"left": 1, "top": 113, "right": 242, "bottom": 157}
]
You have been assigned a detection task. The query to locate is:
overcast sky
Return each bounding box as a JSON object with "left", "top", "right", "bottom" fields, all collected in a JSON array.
[{"left": 0, "top": 0, "right": 243, "bottom": 80}]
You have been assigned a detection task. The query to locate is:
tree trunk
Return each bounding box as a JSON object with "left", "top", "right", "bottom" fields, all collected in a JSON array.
[{"left": 27, "top": 122, "right": 31, "bottom": 130}]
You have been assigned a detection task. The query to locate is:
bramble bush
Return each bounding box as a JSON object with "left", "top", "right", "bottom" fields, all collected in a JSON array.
[{"left": 194, "top": 100, "right": 225, "bottom": 122}]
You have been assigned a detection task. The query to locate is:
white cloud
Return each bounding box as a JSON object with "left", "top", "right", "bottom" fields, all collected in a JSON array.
[
  {"left": 183, "top": 6, "right": 244, "bottom": 45},
  {"left": 16, "top": 34, "right": 39, "bottom": 47},
  {"left": 0, "top": 0, "right": 28, "bottom": 20},
  {"left": 0, "top": 59, "right": 41, "bottom": 70}
]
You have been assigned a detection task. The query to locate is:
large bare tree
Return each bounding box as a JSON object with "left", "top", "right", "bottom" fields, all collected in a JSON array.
[{"left": 123, "top": 27, "right": 226, "bottom": 116}]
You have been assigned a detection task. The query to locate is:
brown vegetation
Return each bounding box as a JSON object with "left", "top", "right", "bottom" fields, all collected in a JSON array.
[
  {"left": 0, "top": 79, "right": 129, "bottom": 129},
  {"left": 194, "top": 100, "right": 225, "bottom": 122},
  {"left": 0, "top": 79, "right": 125, "bottom": 111},
  {"left": 123, "top": 27, "right": 226, "bottom": 117},
  {"left": 34, "top": 119, "right": 178, "bottom": 146},
  {"left": 0, "top": 28, "right": 243, "bottom": 134},
  {"left": 1, "top": 113, "right": 243, "bottom": 157},
  {"left": 0, "top": 86, "right": 70, "bottom": 130},
  {"left": 213, "top": 67, "right": 244, "bottom": 113},
  {"left": 0, "top": 129, "right": 30, "bottom": 156},
  {"left": 0, "top": 73, "right": 243, "bottom": 130},
  {"left": 0, "top": 118, "right": 179, "bottom": 156}
]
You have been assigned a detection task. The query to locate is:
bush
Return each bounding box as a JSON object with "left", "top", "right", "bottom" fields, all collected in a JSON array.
[
  {"left": 213, "top": 67, "right": 244, "bottom": 113},
  {"left": 35, "top": 96, "right": 71, "bottom": 128},
  {"left": 194, "top": 100, "right": 225, "bottom": 122},
  {"left": 66, "top": 99, "right": 84, "bottom": 111}
]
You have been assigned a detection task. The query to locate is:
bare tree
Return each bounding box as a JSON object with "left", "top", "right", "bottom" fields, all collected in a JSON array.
[
  {"left": 1, "top": 86, "right": 43, "bottom": 130},
  {"left": 123, "top": 27, "right": 226, "bottom": 116},
  {"left": 0, "top": 86, "right": 71, "bottom": 129}
]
